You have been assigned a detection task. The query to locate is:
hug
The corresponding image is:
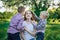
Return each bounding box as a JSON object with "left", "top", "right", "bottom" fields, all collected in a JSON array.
[{"left": 7, "top": 6, "right": 49, "bottom": 40}]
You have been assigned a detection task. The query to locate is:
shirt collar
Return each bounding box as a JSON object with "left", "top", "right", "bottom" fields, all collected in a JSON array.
[{"left": 40, "top": 18, "right": 46, "bottom": 21}]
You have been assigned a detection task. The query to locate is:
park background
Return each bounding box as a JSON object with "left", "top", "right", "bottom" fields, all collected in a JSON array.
[{"left": 0, "top": 0, "right": 60, "bottom": 40}]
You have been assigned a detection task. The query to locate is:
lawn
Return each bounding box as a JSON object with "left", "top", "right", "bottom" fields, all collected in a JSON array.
[
  {"left": 45, "top": 24, "right": 60, "bottom": 40},
  {"left": 0, "top": 21, "right": 60, "bottom": 40}
]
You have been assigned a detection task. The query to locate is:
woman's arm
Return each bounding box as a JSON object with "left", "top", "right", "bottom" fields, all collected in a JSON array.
[
  {"left": 33, "top": 28, "right": 36, "bottom": 37},
  {"left": 24, "top": 27, "right": 36, "bottom": 37},
  {"left": 20, "top": 32, "right": 25, "bottom": 40}
]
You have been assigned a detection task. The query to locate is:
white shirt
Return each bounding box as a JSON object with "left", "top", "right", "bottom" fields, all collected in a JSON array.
[{"left": 23, "top": 21, "right": 34, "bottom": 40}]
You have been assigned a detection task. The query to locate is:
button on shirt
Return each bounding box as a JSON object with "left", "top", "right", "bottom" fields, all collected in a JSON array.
[{"left": 7, "top": 13, "right": 24, "bottom": 34}]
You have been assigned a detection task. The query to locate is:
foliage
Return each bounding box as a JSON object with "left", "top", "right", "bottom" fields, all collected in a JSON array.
[
  {"left": 1, "top": 0, "right": 50, "bottom": 16},
  {"left": 0, "top": 12, "right": 15, "bottom": 21},
  {"left": 48, "top": 7, "right": 57, "bottom": 19},
  {"left": 55, "top": 6, "right": 60, "bottom": 19}
]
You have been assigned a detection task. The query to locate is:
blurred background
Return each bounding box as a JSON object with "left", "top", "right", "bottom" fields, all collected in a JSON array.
[{"left": 0, "top": 0, "right": 60, "bottom": 40}]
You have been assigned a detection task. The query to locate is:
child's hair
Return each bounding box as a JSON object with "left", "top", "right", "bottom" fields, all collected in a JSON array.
[
  {"left": 40, "top": 11, "right": 49, "bottom": 18},
  {"left": 18, "top": 6, "right": 25, "bottom": 13},
  {"left": 24, "top": 10, "right": 35, "bottom": 21}
]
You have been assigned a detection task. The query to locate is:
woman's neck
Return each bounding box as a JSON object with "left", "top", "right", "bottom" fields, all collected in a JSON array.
[{"left": 26, "top": 19, "right": 31, "bottom": 22}]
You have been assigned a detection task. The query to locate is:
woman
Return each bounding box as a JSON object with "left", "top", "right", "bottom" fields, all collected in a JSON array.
[{"left": 21, "top": 10, "right": 36, "bottom": 40}]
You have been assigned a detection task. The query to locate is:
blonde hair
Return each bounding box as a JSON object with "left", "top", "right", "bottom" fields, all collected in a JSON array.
[{"left": 40, "top": 11, "right": 49, "bottom": 18}]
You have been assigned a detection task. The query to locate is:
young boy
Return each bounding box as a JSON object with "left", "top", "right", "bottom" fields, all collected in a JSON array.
[
  {"left": 34, "top": 11, "right": 49, "bottom": 40},
  {"left": 7, "top": 6, "right": 25, "bottom": 40}
]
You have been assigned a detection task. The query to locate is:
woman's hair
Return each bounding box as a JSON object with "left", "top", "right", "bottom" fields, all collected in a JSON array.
[
  {"left": 24, "top": 10, "right": 35, "bottom": 21},
  {"left": 18, "top": 6, "right": 25, "bottom": 13}
]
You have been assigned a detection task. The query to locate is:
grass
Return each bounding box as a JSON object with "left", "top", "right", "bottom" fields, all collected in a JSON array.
[
  {"left": 0, "top": 21, "right": 60, "bottom": 40},
  {"left": 45, "top": 24, "right": 60, "bottom": 40},
  {"left": 0, "top": 21, "right": 9, "bottom": 40}
]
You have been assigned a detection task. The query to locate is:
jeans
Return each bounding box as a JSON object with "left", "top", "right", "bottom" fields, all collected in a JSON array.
[
  {"left": 36, "top": 32, "right": 44, "bottom": 40},
  {"left": 7, "top": 32, "right": 21, "bottom": 40},
  {"left": 30, "top": 38, "right": 35, "bottom": 40}
]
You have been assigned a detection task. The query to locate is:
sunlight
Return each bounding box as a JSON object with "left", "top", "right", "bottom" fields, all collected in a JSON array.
[
  {"left": 0, "top": 1, "right": 3, "bottom": 7},
  {"left": 53, "top": 0, "right": 60, "bottom": 5},
  {"left": 0, "top": 1, "right": 6, "bottom": 13},
  {"left": 0, "top": 7, "right": 6, "bottom": 13}
]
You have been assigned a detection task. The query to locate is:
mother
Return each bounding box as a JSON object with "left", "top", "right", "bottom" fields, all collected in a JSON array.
[{"left": 21, "top": 10, "right": 36, "bottom": 40}]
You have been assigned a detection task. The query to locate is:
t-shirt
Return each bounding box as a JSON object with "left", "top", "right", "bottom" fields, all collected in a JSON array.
[{"left": 23, "top": 21, "right": 34, "bottom": 40}]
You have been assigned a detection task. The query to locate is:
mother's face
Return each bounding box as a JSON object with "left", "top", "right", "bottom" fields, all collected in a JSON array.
[{"left": 25, "top": 11, "right": 32, "bottom": 19}]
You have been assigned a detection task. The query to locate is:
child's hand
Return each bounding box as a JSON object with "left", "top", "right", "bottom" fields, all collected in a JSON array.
[
  {"left": 32, "top": 33, "right": 36, "bottom": 37},
  {"left": 32, "top": 20, "right": 37, "bottom": 25}
]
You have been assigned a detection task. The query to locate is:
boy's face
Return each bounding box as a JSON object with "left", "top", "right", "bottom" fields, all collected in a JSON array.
[
  {"left": 44, "top": 16, "right": 47, "bottom": 19},
  {"left": 40, "top": 14, "right": 47, "bottom": 19},
  {"left": 40, "top": 14, "right": 43, "bottom": 19}
]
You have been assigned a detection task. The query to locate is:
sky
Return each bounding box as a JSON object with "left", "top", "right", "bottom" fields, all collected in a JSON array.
[{"left": 0, "top": 0, "right": 60, "bottom": 13}]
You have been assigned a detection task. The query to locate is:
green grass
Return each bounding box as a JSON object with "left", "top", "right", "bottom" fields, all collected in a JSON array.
[
  {"left": 45, "top": 24, "right": 60, "bottom": 40},
  {"left": 0, "top": 21, "right": 9, "bottom": 40},
  {"left": 0, "top": 21, "right": 60, "bottom": 40}
]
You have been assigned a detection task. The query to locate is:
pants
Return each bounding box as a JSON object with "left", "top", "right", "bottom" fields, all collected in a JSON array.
[
  {"left": 30, "top": 38, "right": 35, "bottom": 40},
  {"left": 36, "top": 32, "right": 44, "bottom": 40},
  {"left": 7, "top": 32, "right": 21, "bottom": 40}
]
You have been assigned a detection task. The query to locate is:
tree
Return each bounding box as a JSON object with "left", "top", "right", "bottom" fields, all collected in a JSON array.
[
  {"left": 1, "top": 0, "right": 51, "bottom": 16},
  {"left": 55, "top": 6, "right": 60, "bottom": 19},
  {"left": 31, "top": 0, "right": 50, "bottom": 16}
]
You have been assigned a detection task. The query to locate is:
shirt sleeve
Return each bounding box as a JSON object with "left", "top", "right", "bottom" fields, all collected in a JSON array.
[
  {"left": 10, "top": 14, "right": 24, "bottom": 31},
  {"left": 17, "top": 18, "right": 24, "bottom": 31},
  {"left": 36, "top": 20, "right": 46, "bottom": 30},
  {"left": 10, "top": 16, "right": 19, "bottom": 28}
]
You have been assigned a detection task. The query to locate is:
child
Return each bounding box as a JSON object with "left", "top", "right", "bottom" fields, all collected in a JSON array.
[
  {"left": 22, "top": 10, "right": 36, "bottom": 40},
  {"left": 7, "top": 6, "right": 25, "bottom": 40},
  {"left": 26, "top": 11, "right": 49, "bottom": 40}
]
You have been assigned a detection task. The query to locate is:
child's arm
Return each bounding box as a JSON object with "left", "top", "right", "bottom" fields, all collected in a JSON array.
[
  {"left": 33, "top": 13, "right": 40, "bottom": 21},
  {"left": 36, "top": 20, "right": 46, "bottom": 30},
  {"left": 31, "top": 21, "right": 37, "bottom": 31}
]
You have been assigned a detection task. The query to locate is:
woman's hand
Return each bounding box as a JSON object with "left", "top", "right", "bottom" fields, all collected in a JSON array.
[
  {"left": 20, "top": 32, "right": 25, "bottom": 40},
  {"left": 24, "top": 27, "right": 36, "bottom": 37},
  {"left": 24, "top": 27, "right": 28, "bottom": 31}
]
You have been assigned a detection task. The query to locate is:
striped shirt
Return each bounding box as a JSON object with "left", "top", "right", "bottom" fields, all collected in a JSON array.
[{"left": 33, "top": 13, "right": 47, "bottom": 33}]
